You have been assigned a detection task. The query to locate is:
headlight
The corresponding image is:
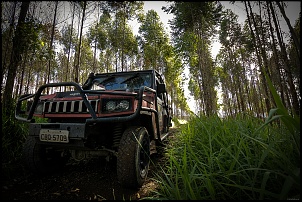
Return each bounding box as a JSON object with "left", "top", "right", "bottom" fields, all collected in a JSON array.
[
  {"left": 117, "top": 100, "right": 130, "bottom": 110},
  {"left": 104, "top": 99, "right": 130, "bottom": 112},
  {"left": 106, "top": 101, "right": 116, "bottom": 111}
]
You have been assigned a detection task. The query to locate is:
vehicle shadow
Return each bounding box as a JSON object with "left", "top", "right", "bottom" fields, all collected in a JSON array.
[{"left": 2, "top": 153, "right": 164, "bottom": 200}]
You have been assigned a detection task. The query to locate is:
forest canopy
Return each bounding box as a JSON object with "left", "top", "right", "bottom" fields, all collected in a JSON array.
[{"left": 1, "top": 1, "right": 300, "bottom": 118}]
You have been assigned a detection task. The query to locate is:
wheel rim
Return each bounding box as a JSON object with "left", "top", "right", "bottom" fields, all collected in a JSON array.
[{"left": 139, "top": 136, "right": 150, "bottom": 177}]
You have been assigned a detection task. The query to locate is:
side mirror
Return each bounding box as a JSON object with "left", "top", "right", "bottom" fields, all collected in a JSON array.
[{"left": 157, "top": 83, "right": 166, "bottom": 94}]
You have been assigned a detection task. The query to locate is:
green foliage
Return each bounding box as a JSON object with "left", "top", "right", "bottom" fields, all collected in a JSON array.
[
  {"left": 138, "top": 9, "right": 169, "bottom": 71},
  {"left": 149, "top": 114, "right": 300, "bottom": 200},
  {"left": 2, "top": 105, "right": 29, "bottom": 163},
  {"left": 262, "top": 71, "right": 300, "bottom": 155}
]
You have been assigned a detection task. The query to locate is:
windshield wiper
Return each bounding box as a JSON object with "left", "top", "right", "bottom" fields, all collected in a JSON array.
[
  {"left": 99, "top": 75, "right": 115, "bottom": 85},
  {"left": 121, "top": 73, "right": 140, "bottom": 84}
]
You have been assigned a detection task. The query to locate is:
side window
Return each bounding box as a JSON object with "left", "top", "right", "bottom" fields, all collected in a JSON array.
[{"left": 155, "top": 78, "right": 163, "bottom": 99}]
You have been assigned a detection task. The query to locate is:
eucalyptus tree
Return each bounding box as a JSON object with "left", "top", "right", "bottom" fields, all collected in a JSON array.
[
  {"left": 78, "top": 37, "right": 95, "bottom": 84},
  {"left": 265, "top": 2, "right": 283, "bottom": 101},
  {"left": 137, "top": 9, "right": 169, "bottom": 72},
  {"left": 244, "top": 1, "right": 274, "bottom": 115},
  {"left": 87, "top": 12, "right": 111, "bottom": 73},
  {"left": 164, "top": 1, "right": 222, "bottom": 116},
  {"left": 276, "top": 1, "right": 300, "bottom": 62},
  {"left": 58, "top": 1, "right": 77, "bottom": 89},
  {"left": 104, "top": 11, "right": 139, "bottom": 72},
  {"left": 164, "top": 46, "right": 190, "bottom": 116},
  {"left": 3, "top": 1, "right": 30, "bottom": 116},
  {"left": 121, "top": 23, "right": 139, "bottom": 71},
  {"left": 287, "top": 17, "right": 300, "bottom": 98},
  {"left": 240, "top": 1, "right": 300, "bottom": 116},
  {"left": 60, "top": 23, "right": 77, "bottom": 86},
  {"left": 15, "top": 18, "right": 47, "bottom": 97},
  {"left": 137, "top": 8, "right": 189, "bottom": 114},
  {"left": 74, "top": 1, "right": 87, "bottom": 83},
  {"left": 103, "top": 1, "right": 144, "bottom": 72},
  {"left": 267, "top": 1, "right": 300, "bottom": 115},
  {"left": 217, "top": 8, "right": 257, "bottom": 116},
  {"left": 1, "top": 1, "right": 17, "bottom": 79},
  {"left": 46, "top": 1, "right": 58, "bottom": 93}
]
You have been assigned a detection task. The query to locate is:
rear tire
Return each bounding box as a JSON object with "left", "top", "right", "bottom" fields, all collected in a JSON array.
[{"left": 117, "top": 126, "right": 150, "bottom": 188}]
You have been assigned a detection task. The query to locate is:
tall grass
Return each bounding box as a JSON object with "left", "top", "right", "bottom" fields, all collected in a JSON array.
[
  {"left": 148, "top": 114, "right": 300, "bottom": 200},
  {"left": 2, "top": 110, "right": 29, "bottom": 164},
  {"left": 145, "top": 71, "right": 300, "bottom": 200}
]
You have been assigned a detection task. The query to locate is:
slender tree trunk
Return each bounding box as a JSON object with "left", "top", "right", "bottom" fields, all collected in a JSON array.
[
  {"left": 121, "top": 3, "right": 126, "bottom": 72},
  {"left": 266, "top": 1, "right": 286, "bottom": 105},
  {"left": 75, "top": 1, "right": 86, "bottom": 83},
  {"left": 244, "top": 1, "right": 271, "bottom": 115},
  {"left": 46, "top": 1, "right": 58, "bottom": 94},
  {"left": 269, "top": 1, "right": 300, "bottom": 115},
  {"left": 93, "top": 40, "right": 97, "bottom": 73},
  {"left": 2, "top": 1, "right": 17, "bottom": 76},
  {"left": 25, "top": 62, "right": 33, "bottom": 94},
  {"left": 276, "top": 1, "right": 300, "bottom": 62},
  {"left": 3, "top": 1, "right": 30, "bottom": 116},
  {"left": 18, "top": 51, "right": 28, "bottom": 96},
  {"left": 66, "top": 2, "right": 75, "bottom": 90},
  {"left": 115, "top": 8, "right": 118, "bottom": 72}
]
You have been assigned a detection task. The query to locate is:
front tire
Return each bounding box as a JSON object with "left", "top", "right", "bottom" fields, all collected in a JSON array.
[
  {"left": 22, "top": 136, "right": 70, "bottom": 174},
  {"left": 117, "top": 126, "right": 150, "bottom": 188}
]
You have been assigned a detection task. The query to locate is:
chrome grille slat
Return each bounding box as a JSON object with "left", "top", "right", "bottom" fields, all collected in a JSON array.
[
  {"left": 55, "top": 102, "right": 59, "bottom": 112},
  {"left": 79, "top": 100, "right": 83, "bottom": 112},
  {"left": 44, "top": 100, "right": 98, "bottom": 113},
  {"left": 48, "top": 102, "right": 52, "bottom": 113},
  {"left": 63, "top": 101, "right": 67, "bottom": 112},
  {"left": 95, "top": 100, "right": 98, "bottom": 111},
  {"left": 71, "top": 101, "right": 75, "bottom": 112}
]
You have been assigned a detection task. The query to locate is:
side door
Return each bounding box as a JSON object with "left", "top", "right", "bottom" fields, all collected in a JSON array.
[{"left": 156, "top": 78, "right": 164, "bottom": 135}]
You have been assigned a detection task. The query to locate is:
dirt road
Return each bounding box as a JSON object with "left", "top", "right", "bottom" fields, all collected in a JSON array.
[{"left": 1, "top": 128, "right": 178, "bottom": 200}]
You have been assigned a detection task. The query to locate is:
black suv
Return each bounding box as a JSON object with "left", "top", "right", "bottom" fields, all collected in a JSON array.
[{"left": 16, "top": 69, "right": 172, "bottom": 188}]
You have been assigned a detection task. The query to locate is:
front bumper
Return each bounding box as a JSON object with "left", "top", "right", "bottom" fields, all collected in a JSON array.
[{"left": 29, "top": 123, "right": 86, "bottom": 148}]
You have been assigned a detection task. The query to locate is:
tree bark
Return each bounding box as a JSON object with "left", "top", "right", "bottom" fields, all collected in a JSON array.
[
  {"left": 244, "top": 1, "right": 271, "bottom": 115},
  {"left": 75, "top": 1, "right": 86, "bottom": 83},
  {"left": 266, "top": 1, "right": 286, "bottom": 105},
  {"left": 2, "top": 1, "right": 17, "bottom": 77},
  {"left": 45, "top": 1, "right": 58, "bottom": 94},
  {"left": 269, "top": 1, "right": 300, "bottom": 115},
  {"left": 276, "top": 1, "right": 300, "bottom": 62},
  {"left": 3, "top": 1, "right": 30, "bottom": 116}
]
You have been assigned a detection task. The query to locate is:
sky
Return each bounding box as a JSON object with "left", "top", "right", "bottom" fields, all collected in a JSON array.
[{"left": 139, "top": 1, "right": 301, "bottom": 114}]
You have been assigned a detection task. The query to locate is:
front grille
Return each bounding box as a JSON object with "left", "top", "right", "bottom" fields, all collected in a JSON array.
[{"left": 44, "top": 100, "right": 98, "bottom": 113}]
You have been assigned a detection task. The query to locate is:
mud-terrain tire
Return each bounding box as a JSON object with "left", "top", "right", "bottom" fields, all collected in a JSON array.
[
  {"left": 22, "top": 136, "right": 70, "bottom": 174},
  {"left": 117, "top": 126, "right": 150, "bottom": 188}
]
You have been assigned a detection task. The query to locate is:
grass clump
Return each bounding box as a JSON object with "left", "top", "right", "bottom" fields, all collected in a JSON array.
[{"left": 150, "top": 114, "right": 300, "bottom": 200}]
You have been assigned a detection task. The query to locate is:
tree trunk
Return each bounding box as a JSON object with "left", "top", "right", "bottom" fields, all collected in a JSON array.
[
  {"left": 65, "top": 2, "right": 75, "bottom": 91},
  {"left": 46, "top": 1, "right": 58, "bottom": 94},
  {"left": 2, "top": 1, "right": 17, "bottom": 78},
  {"left": 18, "top": 51, "right": 28, "bottom": 97},
  {"left": 3, "top": 1, "right": 30, "bottom": 116},
  {"left": 269, "top": 1, "right": 300, "bottom": 115},
  {"left": 276, "top": 1, "right": 300, "bottom": 62},
  {"left": 244, "top": 1, "right": 271, "bottom": 115},
  {"left": 75, "top": 1, "right": 86, "bottom": 83},
  {"left": 266, "top": 2, "right": 286, "bottom": 105}
]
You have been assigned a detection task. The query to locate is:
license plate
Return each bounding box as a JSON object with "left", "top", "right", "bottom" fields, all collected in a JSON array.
[{"left": 39, "top": 129, "right": 69, "bottom": 143}]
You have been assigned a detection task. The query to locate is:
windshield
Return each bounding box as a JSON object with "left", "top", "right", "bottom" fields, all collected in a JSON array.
[{"left": 91, "top": 73, "right": 152, "bottom": 91}]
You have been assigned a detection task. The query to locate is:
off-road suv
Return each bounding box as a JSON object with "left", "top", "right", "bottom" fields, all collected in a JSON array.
[{"left": 15, "top": 69, "right": 172, "bottom": 188}]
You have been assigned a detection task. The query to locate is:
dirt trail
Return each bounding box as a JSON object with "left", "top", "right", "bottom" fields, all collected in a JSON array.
[{"left": 1, "top": 127, "right": 179, "bottom": 200}]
